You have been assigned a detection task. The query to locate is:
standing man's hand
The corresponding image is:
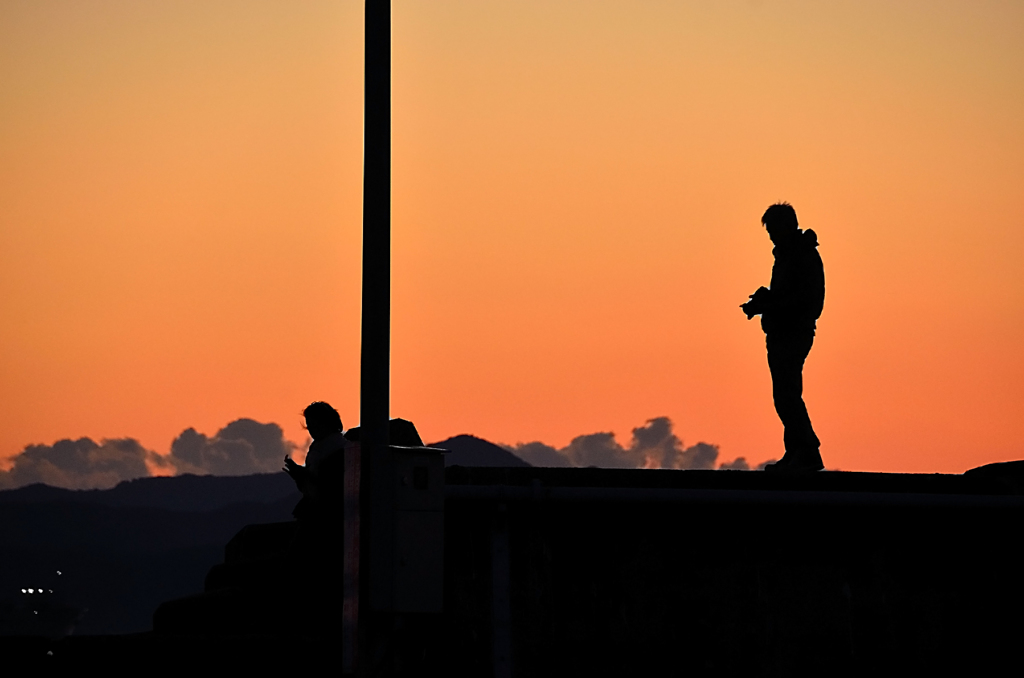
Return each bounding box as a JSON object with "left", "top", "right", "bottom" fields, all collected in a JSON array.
[{"left": 741, "top": 287, "right": 771, "bottom": 319}]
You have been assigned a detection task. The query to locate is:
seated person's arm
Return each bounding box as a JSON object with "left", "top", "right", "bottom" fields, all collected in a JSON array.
[{"left": 283, "top": 456, "right": 312, "bottom": 494}]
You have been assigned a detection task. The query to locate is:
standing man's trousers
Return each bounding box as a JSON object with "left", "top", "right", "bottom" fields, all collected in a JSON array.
[{"left": 766, "top": 328, "right": 821, "bottom": 460}]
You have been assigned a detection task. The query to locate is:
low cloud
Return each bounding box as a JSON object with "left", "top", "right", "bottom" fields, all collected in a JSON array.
[
  {"left": 719, "top": 457, "right": 751, "bottom": 471},
  {"left": 507, "top": 417, "right": 748, "bottom": 470},
  {"left": 0, "top": 418, "right": 300, "bottom": 491},
  {"left": 1, "top": 415, "right": 761, "bottom": 491},
  {"left": 168, "top": 419, "right": 297, "bottom": 476},
  {"left": 511, "top": 442, "right": 573, "bottom": 468},
  {"left": 0, "top": 437, "right": 156, "bottom": 490}
]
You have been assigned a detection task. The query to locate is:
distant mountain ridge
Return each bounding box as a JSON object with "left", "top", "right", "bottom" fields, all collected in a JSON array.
[
  {"left": 0, "top": 472, "right": 297, "bottom": 512},
  {"left": 0, "top": 473, "right": 300, "bottom": 635},
  {"left": 0, "top": 436, "right": 531, "bottom": 635},
  {"left": 429, "top": 434, "right": 531, "bottom": 468}
]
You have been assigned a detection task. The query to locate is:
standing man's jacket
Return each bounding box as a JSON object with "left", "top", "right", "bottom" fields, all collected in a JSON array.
[{"left": 761, "top": 229, "right": 825, "bottom": 334}]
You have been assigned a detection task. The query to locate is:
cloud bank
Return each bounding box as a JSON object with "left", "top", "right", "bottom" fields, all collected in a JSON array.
[
  {"left": 507, "top": 416, "right": 748, "bottom": 470},
  {"left": 0, "top": 415, "right": 755, "bottom": 490},
  {"left": 168, "top": 419, "right": 297, "bottom": 476},
  {"left": 0, "top": 437, "right": 155, "bottom": 490},
  {"left": 0, "top": 418, "right": 299, "bottom": 490}
]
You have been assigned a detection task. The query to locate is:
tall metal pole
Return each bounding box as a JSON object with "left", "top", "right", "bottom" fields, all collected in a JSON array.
[{"left": 361, "top": 0, "right": 393, "bottom": 644}]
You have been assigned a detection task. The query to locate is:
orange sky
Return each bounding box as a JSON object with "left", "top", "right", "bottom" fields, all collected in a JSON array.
[{"left": 1, "top": 0, "right": 1022, "bottom": 474}]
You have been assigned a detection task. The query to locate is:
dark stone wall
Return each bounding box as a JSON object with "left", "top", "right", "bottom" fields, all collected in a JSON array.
[{"left": 441, "top": 468, "right": 1024, "bottom": 676}]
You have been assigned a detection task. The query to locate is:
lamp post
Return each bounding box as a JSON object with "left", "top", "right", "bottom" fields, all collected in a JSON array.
[{"left": 359, "top": 0, "right": 394, "bottom": 673}]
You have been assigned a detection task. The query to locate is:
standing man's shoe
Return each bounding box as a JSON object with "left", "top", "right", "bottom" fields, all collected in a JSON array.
[{"left": 764, "top": 451, "right": 823, "bottom": 473}]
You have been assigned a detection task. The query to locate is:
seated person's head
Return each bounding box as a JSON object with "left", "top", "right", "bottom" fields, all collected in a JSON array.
[{"left": 303, "top": 401, "right": 343, "bottom": 441}]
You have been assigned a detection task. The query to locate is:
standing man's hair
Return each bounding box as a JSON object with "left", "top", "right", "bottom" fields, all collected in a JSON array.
[
  {"left": 303, "top": 401, "right": 343, "bottom": 432},
  {"left": 762, "top": 203, "right": 799, "bottom": 230}
]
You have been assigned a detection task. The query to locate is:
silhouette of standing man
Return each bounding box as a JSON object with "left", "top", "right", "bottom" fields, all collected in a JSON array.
[{"left": 742, "top": 203, "right": 825, "bottom": 472}]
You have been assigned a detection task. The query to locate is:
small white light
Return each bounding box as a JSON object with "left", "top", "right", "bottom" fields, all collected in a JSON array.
[
  {"left": 48, "top": 589, "right": 53, "bottom": 593},
  {"left": 33, "top": 610, "right": 38, "bottom": 615},
  {"left": 56, "top": 571, "right": 62, "bottom": 575},
  {"left": 27, "top": 588, "right": 34, "bottom": 594},
  {"left": 20, "top": 589, "right": 26, "bottom": 594}
]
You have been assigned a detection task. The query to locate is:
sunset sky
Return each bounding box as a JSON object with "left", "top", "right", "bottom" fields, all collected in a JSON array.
[{"left": 1, "top": 0, "right": 1022, "bottom": 475}]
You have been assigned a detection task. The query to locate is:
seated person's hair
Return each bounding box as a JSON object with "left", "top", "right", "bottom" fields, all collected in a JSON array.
[{"left": 303, "top": 401, "right": 343, "bottom": 433}]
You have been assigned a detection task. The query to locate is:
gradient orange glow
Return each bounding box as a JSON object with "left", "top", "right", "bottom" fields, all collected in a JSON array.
[{"left": 1, "top": 1, "right": 1022, "bottom": 473}]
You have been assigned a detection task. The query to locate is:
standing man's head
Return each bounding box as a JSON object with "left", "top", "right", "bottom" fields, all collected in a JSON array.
[
  {"left": 762, "top": 203, "right": 799, "bottom": 245},
  {"left": 303, "top": 401, "right": 343, "bottom": 441}
]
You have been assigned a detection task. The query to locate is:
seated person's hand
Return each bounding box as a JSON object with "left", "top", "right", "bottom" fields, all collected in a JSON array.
[{"left": 283, "top": 456, "right": 309, "bottom": 492}]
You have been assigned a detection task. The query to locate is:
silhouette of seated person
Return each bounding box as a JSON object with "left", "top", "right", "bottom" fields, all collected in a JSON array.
[
  {"left": 741, "top": 203, "right": 825, "bottom": 472},
  {"left": 284, "top": 401, "right": 349, "bottom": 524}
]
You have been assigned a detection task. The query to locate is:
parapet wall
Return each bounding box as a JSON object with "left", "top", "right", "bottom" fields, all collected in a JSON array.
[{"left": 441, "top": 467, "right": 1024, "bottom": 676}]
